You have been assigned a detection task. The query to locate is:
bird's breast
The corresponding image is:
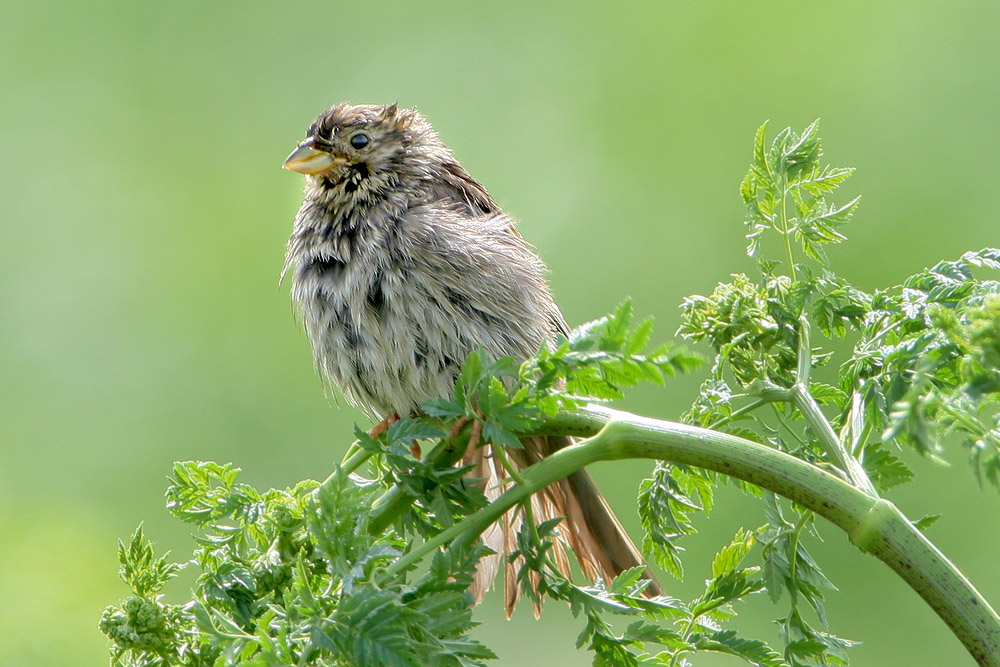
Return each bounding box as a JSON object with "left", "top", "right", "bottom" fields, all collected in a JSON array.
[
  {"left": 287, "top": 205, "right": 553, "bottom": 418},
  {"left": 291, "top": 244, "right": 464, "bottom": 417}
]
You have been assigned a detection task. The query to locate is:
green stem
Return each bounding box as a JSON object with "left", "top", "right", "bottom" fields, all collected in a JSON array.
[
  {"left": 786, "top": 508, "right": 813, "bottom": 616},
  {"left": 340, "top": 444, "right": 371, "bottom": 476},
  {"left": 381, "top": 430, "right": 611, "bottom": 580},
  {"left": 779, "top": 174, "right": 798, "bottom": 283},
  {"left": 759, "top": 141, "right": 795, "bottom": 281},
  {"left": 669, "top": 617, "right": 697, "bottom": 667},
  {"left": 318, "top": 439, "right": 370, "bottom": 492},
  {"left": 367, "top": 430, "right": 471, "bottom": 534},
  {"left": 492, "top": 441, "right": 524, "bottom": 486},
  {"left": 771, "top": 403, "right": 808, "bottom": 448},
  {"left": 791, "top": 382, "right": 876, "bottom": 495},
  {"left": 491, "top": 441, "right": 564, "bottom": 578},
  {"left": 387, "top": 406, "right": 999, "bottom": 665},
  {"left": 707, "top": 397, "right": 768, "bottom": 430},
  {"left": 752, "top": 317, "right": 877, "bottom": 495},
  {"left": 795, "top": 315, "right": 813, "bottom": 385},
  {"left": 839, "top": 388, "right": 870, "bottom": 457},
  {"left": 492, "top": 444, "right": 541, "bottom": 542}
]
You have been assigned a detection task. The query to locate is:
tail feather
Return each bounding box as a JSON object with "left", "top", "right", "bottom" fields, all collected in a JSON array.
[
  {"left": 470, "top": 450, "right": 505, "bottom": 602},
  {"left": 464, "top": 434, "right": 661, "bottom": 616}
]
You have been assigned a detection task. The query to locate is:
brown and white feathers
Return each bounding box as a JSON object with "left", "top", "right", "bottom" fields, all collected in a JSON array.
[{"left": 283, "top": 102, "right": 661, "bottom": 613}]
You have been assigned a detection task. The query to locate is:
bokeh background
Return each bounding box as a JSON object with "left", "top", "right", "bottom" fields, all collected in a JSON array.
[{"left": 3, "top": 1, "right": 999, "bottom": 665}]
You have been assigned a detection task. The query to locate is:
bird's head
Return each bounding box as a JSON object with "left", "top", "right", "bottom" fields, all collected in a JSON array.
[{"left": 283, "top": 102, "right": 443, "bottom": 197}]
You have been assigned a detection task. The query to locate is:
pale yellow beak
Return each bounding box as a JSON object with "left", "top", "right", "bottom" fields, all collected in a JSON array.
[{"left": 283, "top": 139, "right": 345, "bottom": 175}]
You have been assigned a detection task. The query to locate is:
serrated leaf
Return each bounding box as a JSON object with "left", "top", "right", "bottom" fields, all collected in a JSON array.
[
  {"left": 422, "top": 396, "right": 464, "bottom": 419},
  {"left": 627, "top": 318, "right": 655, "bottom": 355},
  {"left": 609, "top": 566, "right": 647, "bottom": 594},
  {"left": 913, "top": 514, "right": 942, "bottom": 531},
  {"left": 807, "top": 382, "right": 846, "bottom": 407},
  {"left": 712, "top": 529, "right": 756, "bottom": 579},
  {"left": 623, "top": 620, "right": 687, "bottom": 648},
  {"left": 386, "top": 417, "right": 447, "bottom": 444},
  {"left": 690, "top": 630, "right": 788, "bottom": 667},
  {"left": 481, "top": 420, "right": 523, "bottom": 450},
  {"left": 797, "top": 165, "right": 854, "bottom": 196}
]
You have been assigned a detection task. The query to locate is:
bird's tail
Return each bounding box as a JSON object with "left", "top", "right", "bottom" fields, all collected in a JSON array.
[{"left": 465, "top": 434, "right": 662, "bottom": 617}]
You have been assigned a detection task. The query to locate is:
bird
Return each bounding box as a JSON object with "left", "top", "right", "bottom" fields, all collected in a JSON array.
[{"left": 282, "top": 102, "right": 661, "bottom": 613}]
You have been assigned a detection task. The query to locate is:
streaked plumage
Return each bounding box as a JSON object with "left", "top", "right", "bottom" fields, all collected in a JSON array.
[{"left": 283, "top": 102, "right": 660, "bottom": 612}]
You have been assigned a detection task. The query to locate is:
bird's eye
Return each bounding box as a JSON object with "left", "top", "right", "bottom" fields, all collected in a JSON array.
[{"left": 350, "top": 133, "right": 370, "bottom": 149}]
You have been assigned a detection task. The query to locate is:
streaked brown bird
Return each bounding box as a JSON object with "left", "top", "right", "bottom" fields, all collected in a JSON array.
[{"left": 282, "top": 102, "right": 660, "bottom": 612}]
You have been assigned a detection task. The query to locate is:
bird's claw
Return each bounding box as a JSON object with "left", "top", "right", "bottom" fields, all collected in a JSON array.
[
  {"left": 450, "top": 409, "right": 486, "bottom": 459},
  {"left": 369, "top": 412, "right": 400, "bottom": 438}
]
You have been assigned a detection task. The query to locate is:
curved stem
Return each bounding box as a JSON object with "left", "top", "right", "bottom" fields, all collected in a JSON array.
[
  {"left": 391, "top": 406, "right": 999, "bottom": 665},
  {"left": 339, "top": 443, "right": 371, "bottom": 477},
  {"left": 381, "top": 431, "right": 610, "bottom": 579}
]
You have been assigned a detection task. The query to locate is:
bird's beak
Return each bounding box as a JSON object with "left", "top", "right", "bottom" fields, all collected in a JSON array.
[{"left": 283, "top": 138, "right": 344, "bottom": 175}]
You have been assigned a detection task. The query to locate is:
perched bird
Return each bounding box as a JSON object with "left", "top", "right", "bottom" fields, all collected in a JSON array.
[{"left": 282, "top": 102, "right": 660, "bottom": 611}]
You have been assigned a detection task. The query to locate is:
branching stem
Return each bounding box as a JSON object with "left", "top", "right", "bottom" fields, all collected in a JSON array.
[
  {"left": 707, "top": 397, "right": 768, "bottom": 430},
  {"left": 378, "top": 406, "right": 999, "bottom": 665},
  {"left": 751, "top": 317, "right": 878, "bottom": 495}
]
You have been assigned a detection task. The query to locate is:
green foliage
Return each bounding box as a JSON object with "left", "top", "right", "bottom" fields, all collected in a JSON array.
[
  {"left": 677, "top": 121, "right": 999, "bottom": 664},
  {"left": 638, "top": 463, "right": 714, "bottom": 580},
  {"left": 116, "top": 526, "right": 180, "bottom": 598},
  {"left": 103, "top": 122, "right": 1000, "bottom": 666},
  {"left": 681, "top": 122, "right": 1000, "bottom": 494},
  {"left": 741, "top": 120, "right": 858, "bottom": 267},
  {"left": 425, "top": 300, "right": 701, "bottom": 433},
  {"left": 507, "top": 527, "right": 785, "bottom": 666},
  {"left": 842, "top": 251, "right": 1000, "bottom": 482},
  {"left": 664, "top": 530, "right": 786, "bottom": 667},
  {"left": 103, "top": 304, "right": 708, "bottom": 666},
  {"left": 103, "top": 465, "right": 497, "bottom": 667}
]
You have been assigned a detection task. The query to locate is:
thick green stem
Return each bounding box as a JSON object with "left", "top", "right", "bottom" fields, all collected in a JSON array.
[
  {"left": 383, "top": 429, "right": 611, "bottom": 578},
  {"left": 394, "top": 406, "right": 998, "bottom": 665}
]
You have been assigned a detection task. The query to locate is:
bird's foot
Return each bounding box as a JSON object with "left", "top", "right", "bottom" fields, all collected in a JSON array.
[
  {"left": 370, "top": 412, "right": 423, "bottom": 459},
  {"left": 369, "top": 412, "right": 400, "bottom": 438},
  {"left": 449, "top": 409, "right": 485, "bottom": 459}
]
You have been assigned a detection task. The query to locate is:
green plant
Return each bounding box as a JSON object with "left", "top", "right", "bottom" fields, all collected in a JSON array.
[{"left": 101, "top": 122, "right": 1000, "bottom": 666}]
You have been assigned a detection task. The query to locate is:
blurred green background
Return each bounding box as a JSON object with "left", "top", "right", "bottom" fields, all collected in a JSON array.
[{"left": 3, "top": 1, "right": 999, "bottom": 664}]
